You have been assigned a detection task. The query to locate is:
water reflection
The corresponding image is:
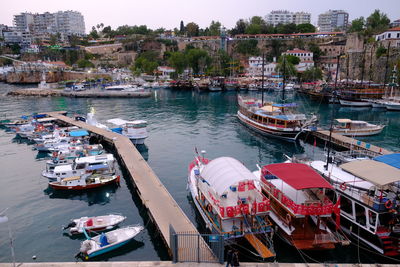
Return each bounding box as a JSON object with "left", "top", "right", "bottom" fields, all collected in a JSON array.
[
  {"left": 44, "top": 185, "right": 119, "bottom": 206},
  {"left": 136, "top": 144, "right": 149, "bottom": 161}
]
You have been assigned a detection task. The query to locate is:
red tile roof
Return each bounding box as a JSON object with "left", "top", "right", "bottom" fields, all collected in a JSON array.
[{"left": 285, "top": 49, "right": 312, "bottom": 54}]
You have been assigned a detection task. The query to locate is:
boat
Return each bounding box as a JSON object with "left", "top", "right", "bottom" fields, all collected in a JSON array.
[
  {"left": 79, "top": 225, "right": 144, "bottom": 259},
  {"left": 237, "top": 96, "right": 317, "bottom": 141},
  {"left": 104, "top": 84, "right": 143, "bottom": 91},
  {"left": 42, "top": 153, "right": 115, "bottom": 180},
  {"left": 48, "top": 173, "right": 120, "bottom": 190},
  {"left": 107, "top": 118, "right": 148, "bottom": 145},
  {"left": 187, "top": 154, "right": 275, "bottom": 259},
  {"left": 309, "top": 154, "right": 400, "bottom": 256},
  {"left": 339, "top": 85, "right": 384, "bottom": 107},
  {"left": 253, "top": 163, "right": 350, "bottom": 250},
  {"left": 385, "top": 101, "right": 400, "bottom": 111},
  {"left": 63, "top": 214, "right": 126, "bottom": 235},
  {"left": 332, "top": 119, "right": 385, "bottom": 137}
]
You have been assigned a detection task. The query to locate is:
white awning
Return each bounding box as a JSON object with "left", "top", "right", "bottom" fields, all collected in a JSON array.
[
  {"left": 340, "top": 159, "right": 400, "bottom": 186},
  {"left": 200, "top": 157, "right": 258, "bottom": 195},
  {"left": 107, "top": 118, "right": 129, "bottom": 126},
  {"left": 335, "top": 119, "right": 352, "bottom": 123}
]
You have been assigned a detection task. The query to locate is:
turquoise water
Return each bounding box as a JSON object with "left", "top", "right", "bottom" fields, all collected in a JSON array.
[{"left": 0, "top": 83, "right": 399, "bottom": 263}]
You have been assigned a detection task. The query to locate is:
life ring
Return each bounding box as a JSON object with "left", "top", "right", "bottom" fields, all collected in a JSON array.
[
  {"left": 385, "top": 200, "right": 393, "bottom": 209},
  {"left": 207, "top": 204, "right": 212, "bottom": 213},
  {"left": 340, "top": 182, "right": 347, "bottom": 191}
]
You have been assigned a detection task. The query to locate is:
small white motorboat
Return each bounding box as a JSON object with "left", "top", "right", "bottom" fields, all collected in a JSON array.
[
  {"left": 79, "top": 225, "right": 144, "bottom": 259},
  {"left": 107, "top": 118, "right": 148, "bottom": 145},
  {"left": 63, "top": 214, "right": 126, "bottom": 235},
  {"left": 332, "top": 118, "right": 385, "bottom": 136}
]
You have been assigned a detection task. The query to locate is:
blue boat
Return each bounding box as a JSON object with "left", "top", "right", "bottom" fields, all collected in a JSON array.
[{"left": 79, "top": 225, "right": 143, "bottom": 259}]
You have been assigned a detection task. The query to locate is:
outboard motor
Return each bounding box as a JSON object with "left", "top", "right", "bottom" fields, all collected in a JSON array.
[{"left": 63, "top": 221, "right": 77, "bottom": 230}]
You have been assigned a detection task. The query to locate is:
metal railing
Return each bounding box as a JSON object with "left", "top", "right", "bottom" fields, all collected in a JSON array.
[{"left": 170, "top": 224, "right": 224, "bottom": 264}]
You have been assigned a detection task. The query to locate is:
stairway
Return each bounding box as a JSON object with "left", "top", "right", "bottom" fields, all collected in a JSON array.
[{"left": 380, "top": 235, "right": 400, "bottom": 256}]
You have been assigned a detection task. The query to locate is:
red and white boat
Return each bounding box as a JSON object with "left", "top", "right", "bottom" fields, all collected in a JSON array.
[
  {"left": 253, "top": 163, "right": 350, "bottom": 250},
  {"left": 63, "top": 214, "right": 126, "bottom": 235},
  {"left": 188, "top": 154, "right": 275, "bottom": 259},
  {"left": 49, "top": 173, "right": 120, "bottom": 190}
]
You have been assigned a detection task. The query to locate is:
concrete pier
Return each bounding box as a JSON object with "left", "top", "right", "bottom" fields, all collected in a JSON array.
[
  {"left": 46, "top": 112, "right": 215, "bottom": 262},
  {"left": 7, "top": 88, "right": 152, "bottom": 98},
  {"left": 311, "top": 130, "right": 392, "bottom": 155}
]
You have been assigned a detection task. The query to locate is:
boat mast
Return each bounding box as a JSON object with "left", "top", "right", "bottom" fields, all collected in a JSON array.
[
  {"left": 282, "top": 55, "right": 286, "bottom": 102},
  {"left": 346, "top": 53, "right": 349, "bottom": 86},
  {"left": 383, "top": 42, "right": 391, "bottom": 95},
  {"left": 360, "top": 46, "right": 366, "bottom": 87},
  {"left": 325, "top": 54, "right": 341, "bottom": 170},
  {"left": 261, "top": 53, "right": 265, "bottom": 105},
  {"left": 368, "top": 44, "right": 374, "bottom": 87}
]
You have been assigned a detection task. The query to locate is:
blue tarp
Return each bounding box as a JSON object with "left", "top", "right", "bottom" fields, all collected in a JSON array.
[
  {"left": 111, "top": 127, "right": 122, "bottom": 134},
  {"left": 374, "top": 153, "right": 400, "bottom": 169},
  {"left": 69, "top": 130, "right": 89, "bottom": 137},
  {"left": 86, "top": 164, "right": 108, "bottom": 170},
  {"left": 272, "top": 103, "right": 297, "bottom": 108}
]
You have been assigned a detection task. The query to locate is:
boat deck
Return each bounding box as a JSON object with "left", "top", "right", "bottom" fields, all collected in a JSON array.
[
  {"left": 311, "top": 130, "right": 392, "bottom": 155},
  {"left": 46, "top": 112, "right": 216, "bottom": 261}
]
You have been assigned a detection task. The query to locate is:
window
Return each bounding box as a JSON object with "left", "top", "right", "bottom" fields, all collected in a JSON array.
[
  {"left": 368, "top": 210, "right": 377, "bottom": 230},
  {"left": 355, "top": 203, "right": 366, "bottom": 226},
  {"left": 341, "top": 195, "right": 353, "bottom": 216}
]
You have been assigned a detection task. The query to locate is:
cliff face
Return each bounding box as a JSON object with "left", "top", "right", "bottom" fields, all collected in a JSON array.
[
  {"left": 340, "top": 33, "right": 400, "bottom": 83},
  {"left": 5, "top": 71, "right": 111, "bottom": 84}
]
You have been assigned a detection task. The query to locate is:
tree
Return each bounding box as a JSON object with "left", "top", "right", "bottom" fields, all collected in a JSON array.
[
  {"left": 281, "top": 55, "right": 300, "bottom": 65},
  {"left": 186, "top": 22, "right": 199, "bottom": 37},
  {"left": 209, "top": 20, "right": 221, "bottom": 36},
  {"left": 186, "top": 48, "right": 211, "bottom": 74},
  {"left": 102, "top": 26, "right": 112, "bottom": 36},
  {"left": 366, "top": 10, "right": 390, "bottom": 33},
  {"left": 235, "top": 40, "right": 259, "bottom": 55},
  {"left": 308, "top": 42, "right": 323, "bottom": 61},
  {"left": 301, "top": 66, "right": 323, "bottom": 81},
  {"left": 134, "top": 57, "right": 158, "bottom": 74},
  {"left": 348, "top": 17, "right": 365, "bottom": 33},
  {"left": 230, "top": 19, "right": 247, "bottom": 35},
  {"left": 77, "top": 59, "right": 94, "bottom": 69},
  {"left": 49, "top": 34, "right": 58, "bottom": 46},
  {"left": 296, "top": 23, "right": 316, "bottom": 33},
  {"left": 180, "top": 20, "right": 185, "bottom": 34},
  {"left": 89, "top": 27, "right": 99, "bottom": 39},
  {"left": 168, "top": 51, "right": 187, "bottom": 74},
  {"left": 376, "top": 45, "right": 387, "bottom": 58},
  {"left": 276, "top": 57, "right": 297, "bottom": 78}
]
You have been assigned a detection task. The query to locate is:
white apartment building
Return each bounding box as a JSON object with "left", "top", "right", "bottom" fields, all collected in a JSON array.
[
  {"left": 318, "top": 10, "right": 349, "bottom": 32},
  {"left": 282, "top": 49, "right": 314, "bottom": 72},
  {"left": 3, "top": 31, "right": 32, "bottom": 46},
  {"left": 247, "top": 56, "right": 277, "bottom": 77},
  {"left": 55, "top": 11, "right": 85, "bottom": 37},
  {"left": 265, "top": 10, "right": 311, "bottom": 26},
  {"left": 13, "top": 13, "right": 34, "bottom": 32}
]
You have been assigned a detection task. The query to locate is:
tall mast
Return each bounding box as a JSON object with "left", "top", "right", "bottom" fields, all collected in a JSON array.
[
  {"left": 383, "top": 42, "right": 391, "bottom": 94},
  {"left": 282, "top": 55, "right": 286, "bottom": 102},
  {"left": 360, "top": 46, "right": 366, "bottom": 87},
  {"left": 325, "top": 54, "right": 341, "bottom": 170},
  {"left": 346, "top": 53, "right": 349, "bottom": 86},
  {"left": 368, "top": 44, "right": 374, "bottom": 87},
  {"left": 261, "top": 53, "right": 265, "bottom": 105}
]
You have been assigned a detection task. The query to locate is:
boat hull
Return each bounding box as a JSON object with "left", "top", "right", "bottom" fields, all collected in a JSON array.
[
  {"left": 385, "top": 103, "right": 400, "bottom": 111},
  {"left": 332, "top": 127, "right": 384, "bottom": 137},
  {"left": 339, "top": 99, "right": 372, "bottom": 107},
  {"left": 49, "top": 176, "right": 120, "bottom": 190},
  {"left": 237, "top": 111, "right": 301, "bottom": 141}
]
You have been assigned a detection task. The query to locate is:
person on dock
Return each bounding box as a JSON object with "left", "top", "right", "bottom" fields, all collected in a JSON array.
[
  {"left": 226, "top": 248, "right": 233, "bottom": 267},
  {"left": 232, "top": 250, "right": 240, "bottom": 266}
]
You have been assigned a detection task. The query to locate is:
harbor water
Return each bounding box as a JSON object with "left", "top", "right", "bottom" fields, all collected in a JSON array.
[{"left": 1, "top": 83, "right": 400, "bottom": 264}]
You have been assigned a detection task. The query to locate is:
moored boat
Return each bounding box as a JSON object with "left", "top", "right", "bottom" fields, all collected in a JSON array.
[
  {"left": 63, "top": 214, "right": 126, "bottom": 235},
  {"left": 79, "top": 225, "right": 144, "bottom": 259},
  {"left": 49, "top": 173, "right": 120, "bottom": 190},
  {"left": 188, "top": 154, "right": 275, "bottom": 259},
  {"left": 253, "top": 163, "right": 350, "bottom": 250},
  {"left": 107, "top": 118, "right": 148, "bottom": 145},
  {"left": 332, "top": 119, "right": 385, "bottom": 137}
]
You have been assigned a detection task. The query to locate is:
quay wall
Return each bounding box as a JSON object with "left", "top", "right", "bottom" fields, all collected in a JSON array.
[
  {"left": 2, "top": 71, "right": 111, "bottom": 84},
  {"left": 7, "top": 88, "right": 152, "bottom": 98}
]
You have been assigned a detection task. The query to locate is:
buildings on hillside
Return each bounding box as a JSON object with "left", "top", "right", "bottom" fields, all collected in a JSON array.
[
  {"left": 282, "top": 49, "right": 314, "bottom": 72},
  {"left": 2, "top": 10, "right": 85, "bottom": 49},
  {"left": 246, "top": 56, "right": 277, "bottom": 77},
  {"left": 318, "top": 10, "right": 349, "bottom": 32},
  {"left": 265, "top": 10, "right": 311, "bottom": 26},
  {"left": 375, "top": 27, "right": 400, "bottom": 47}
]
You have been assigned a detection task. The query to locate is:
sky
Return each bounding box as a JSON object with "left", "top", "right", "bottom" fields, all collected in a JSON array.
[{"left": 0, "top": 0, "right": 398, "bottom": 32}]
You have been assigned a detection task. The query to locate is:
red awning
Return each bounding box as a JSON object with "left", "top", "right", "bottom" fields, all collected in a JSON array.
[{"left": 263, "top": 163, "right": 333, "bottom": 190}]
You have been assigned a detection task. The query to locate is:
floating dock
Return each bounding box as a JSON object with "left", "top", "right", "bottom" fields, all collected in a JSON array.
[
  {"left": 46, "top": 112, "right": 215, "bottom": 262},
  {"left": 310, "top": 130, "right": 392, "bottom": 155}
]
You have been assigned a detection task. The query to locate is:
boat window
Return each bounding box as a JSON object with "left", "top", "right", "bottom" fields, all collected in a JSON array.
[
  {"left": 76, "top": 164, "right": 86, "bottom": 169},
  {"left": 368, "top": 210, "right": 377, "bottom": 230},
  {"left": 62, "top": 173, "right": 67, "bottom": 175},
  {"left": 341, "top": 195, "right": 353, "bottom": 216},
  {"left": 355, "top": 203, "right": 367, "bottom": 226}
]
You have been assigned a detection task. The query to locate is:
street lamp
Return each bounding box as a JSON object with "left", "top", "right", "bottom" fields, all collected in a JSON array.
[{"left": 0, "top": 208, "right": 15, "bottom": 267}]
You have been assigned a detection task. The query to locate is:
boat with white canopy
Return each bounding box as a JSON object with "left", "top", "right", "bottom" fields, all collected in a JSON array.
[{"left": 107, "top": 118, "right": 148, "bottom": 145}]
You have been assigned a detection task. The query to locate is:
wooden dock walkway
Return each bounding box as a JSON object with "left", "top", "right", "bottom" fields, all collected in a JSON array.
[
  {"left": 311, "top": 130, "right": 392, "bottom": 155},
  {"left": 46, "top": 112, "right": 216, "bottom": 262}
]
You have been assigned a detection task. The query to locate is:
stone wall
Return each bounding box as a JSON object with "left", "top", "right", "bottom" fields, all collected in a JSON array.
[{"left": 5, "top": 71, "right": 111, "bottom": 83}]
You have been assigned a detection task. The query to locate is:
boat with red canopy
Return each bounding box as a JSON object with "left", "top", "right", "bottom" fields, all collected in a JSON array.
[{"left": 254, "top": 163, "right": 350, "bottom": 250}]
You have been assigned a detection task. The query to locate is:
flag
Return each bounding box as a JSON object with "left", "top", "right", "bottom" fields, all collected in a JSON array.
[{"left": 0, "top": 215, "right": 8, "bottom": 224}]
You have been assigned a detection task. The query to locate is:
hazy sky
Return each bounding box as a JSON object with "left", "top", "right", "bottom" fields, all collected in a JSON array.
[{"left": 0, "top": 0, "right": 398, "bottom": 32}]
